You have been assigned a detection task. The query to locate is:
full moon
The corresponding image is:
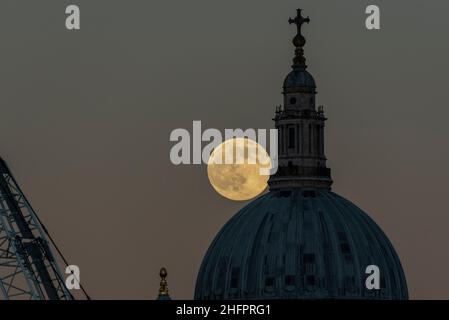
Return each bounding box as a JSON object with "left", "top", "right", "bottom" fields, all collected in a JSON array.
[{"left": 207, "top": 138, "right": 271, "bottom": 201}]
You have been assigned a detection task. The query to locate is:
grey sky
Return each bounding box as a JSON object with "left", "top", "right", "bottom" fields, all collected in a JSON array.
[{"left": 0, "top": 0, "right": 448, "bottom": 299}]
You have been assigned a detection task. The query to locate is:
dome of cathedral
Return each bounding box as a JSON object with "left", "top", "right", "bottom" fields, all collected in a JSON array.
[
  {"left": 283, "top": 69, "right": 316, "bottom": 89},
  {"left": 195, "top": 9, "right": 408, "bottom": 300},
  {"left": 195, "top": 188, "right": 408, "bottom": 299}
]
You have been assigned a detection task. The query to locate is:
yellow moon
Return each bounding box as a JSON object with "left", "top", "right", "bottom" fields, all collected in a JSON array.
[{"left": 207, "top": 138, "right": 271, "bottom": 201}]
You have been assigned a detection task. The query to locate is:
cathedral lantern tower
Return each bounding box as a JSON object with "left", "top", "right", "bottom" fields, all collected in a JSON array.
[{"left": 270, "top": 9, "right": 332, "bottom": 190}]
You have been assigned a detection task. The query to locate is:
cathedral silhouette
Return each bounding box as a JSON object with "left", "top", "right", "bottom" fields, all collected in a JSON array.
[{"left": 194, "top": 9, "right": 408, "bottom": 300}]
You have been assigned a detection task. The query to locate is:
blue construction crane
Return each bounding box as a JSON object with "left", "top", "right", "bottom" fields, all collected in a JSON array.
[{"left": 0, "top": 157, "right": 80, "bottom": 300}]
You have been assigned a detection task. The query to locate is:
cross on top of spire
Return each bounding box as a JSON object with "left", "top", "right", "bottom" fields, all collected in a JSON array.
[
  {"left": 288, "top": 8, "right": 310, "bottom": 44},
  {"left": 288, "top": 9, "right": 311, "bottom": 69}
]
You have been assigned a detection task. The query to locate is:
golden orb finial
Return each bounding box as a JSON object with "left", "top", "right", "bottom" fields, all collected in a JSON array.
[{"left": 157, "top": 267, "right": 170, "bottom": 300}]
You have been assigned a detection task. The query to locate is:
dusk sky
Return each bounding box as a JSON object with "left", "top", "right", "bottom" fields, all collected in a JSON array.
[{"left": 0, "top": 0, "right": 448, "bottom": 299}]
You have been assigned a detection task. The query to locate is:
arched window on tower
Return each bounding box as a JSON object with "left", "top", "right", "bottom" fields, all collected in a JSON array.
[
  {"left": 308, "top": 124, "right": 312, "bottom": 155},
  {"left": 288, "top": 127, "right": 295, "bottom": 149}
]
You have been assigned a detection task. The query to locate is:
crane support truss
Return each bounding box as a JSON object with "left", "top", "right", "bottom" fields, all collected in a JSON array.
[{"left": 0, "top": 158, "right": 71, "bottom": 300}]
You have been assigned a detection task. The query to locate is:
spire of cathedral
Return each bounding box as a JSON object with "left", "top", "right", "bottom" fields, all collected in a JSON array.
[{"left": 268, "top": 9, "right": 332, "bottom": 190}]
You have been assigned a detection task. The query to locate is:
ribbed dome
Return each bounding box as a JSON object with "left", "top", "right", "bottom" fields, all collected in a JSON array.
[
  {"left": 195, "top": 188, "right": 408, "bottom": 300},
  {"left": 283, "top": 69, "right": 316, "bottom": 89}
]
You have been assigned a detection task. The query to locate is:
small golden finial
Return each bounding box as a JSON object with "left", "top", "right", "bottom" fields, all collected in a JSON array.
[{"left": 157, "top": 267, "right": 171, "bottom": 300}]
